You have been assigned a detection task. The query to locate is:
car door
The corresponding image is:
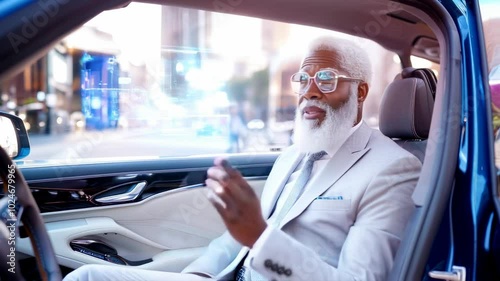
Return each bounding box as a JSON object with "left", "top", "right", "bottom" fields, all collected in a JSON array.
[
  {"left": 440, "top": 0, "right": 500, "bottom": 280},
  {"left": 390, "top": 1, "right": 500, "bottom": 280},
  {"left": 380, "top": 0, "right": 495, "bottom": 280},
  {"left": 15, "top": 155, "right": 276, "bottom": 274}
]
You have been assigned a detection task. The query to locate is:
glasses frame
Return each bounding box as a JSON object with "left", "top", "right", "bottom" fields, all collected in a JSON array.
[{"left": 290, "top": 68, "right": 364, "bottom": 95}]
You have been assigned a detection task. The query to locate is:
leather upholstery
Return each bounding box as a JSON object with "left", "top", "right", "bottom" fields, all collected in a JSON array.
[{"left": 379, "top": 67, "right": 437, "bottom": 162}]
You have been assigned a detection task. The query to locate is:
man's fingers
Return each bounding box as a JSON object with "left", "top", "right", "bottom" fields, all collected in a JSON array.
[
  {"left": 208, "top": 160, "right": 248, "bottom": 195},
  {"left": 205, "top": 178, "right": 236, "bottom": 209},
  {"left": 205, "top": 176, "right": 236, "bottom": 198},
  {"left": 215, "top": 158, "right": 239, "bottom": 176},
  {"left": 218, "top": 158, "right": 234, "bottom": 170},
  {"left": 206, "top": 187, "right": 227, "bottom": 211},
  {"left": 205, "top": 186, "right": 240, "bottom": 222},
  {"left": 214, "top": 158, "right": 254, "bottom": 192},
  {"left": 207, "top": 166, "right": 230, "bottom": 183}
]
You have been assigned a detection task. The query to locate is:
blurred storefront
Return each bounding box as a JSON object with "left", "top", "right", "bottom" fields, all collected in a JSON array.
[
  {"left": 0, "top": 48, "right": 70, "bottom": 135},
  {"left": 0, "top": 25, "right": 121, "bottom": 134},
  {"left": 80, "top": 53, "right": 120, "bottom": 130}
]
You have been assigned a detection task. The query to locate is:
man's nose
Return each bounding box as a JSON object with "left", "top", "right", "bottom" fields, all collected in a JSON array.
[{"left": 302, "top": 81, "right": 322, "bottom": 100}]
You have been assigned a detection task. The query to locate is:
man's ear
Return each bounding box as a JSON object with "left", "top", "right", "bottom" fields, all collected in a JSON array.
[{"left": 357, "top": 82, "right": 369, "bottom": 103}]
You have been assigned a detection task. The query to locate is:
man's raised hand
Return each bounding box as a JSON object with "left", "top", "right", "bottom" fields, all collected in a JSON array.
[{"left": 205, "top": 157, "right": 267, "bottom": 248}]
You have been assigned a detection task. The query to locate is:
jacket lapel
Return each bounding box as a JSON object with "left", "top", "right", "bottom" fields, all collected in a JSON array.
[
  {"left": 279, "top": 123, "right": 373, "bottom": 227},
  {"left": 260, "top": 148, "right": 304, "bottom": 218}
]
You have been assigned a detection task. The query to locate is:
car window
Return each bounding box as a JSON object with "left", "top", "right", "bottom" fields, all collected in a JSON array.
[
  {"left": 0, "top": 3, "right": 402, "bottom": 163},
  {"left": 480, "top": 0, "right": 500, "bottom": 170}
]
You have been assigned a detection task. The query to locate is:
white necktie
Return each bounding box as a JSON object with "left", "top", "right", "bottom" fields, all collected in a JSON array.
[{"left": 270, "top": 150, "right": 326, "bottom": 227}]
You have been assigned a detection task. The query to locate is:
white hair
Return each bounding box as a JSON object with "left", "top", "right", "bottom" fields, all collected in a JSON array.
[
  {"left": 306, "top": 36, "right": 372, "bottom": 84},
  {"left": 293, "top": 84, "right": 359, "bottom": 153}
]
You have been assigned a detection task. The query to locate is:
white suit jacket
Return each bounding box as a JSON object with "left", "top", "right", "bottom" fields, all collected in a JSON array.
[{"left": 182, "top": 123, "right": 422, "bottom": 281}]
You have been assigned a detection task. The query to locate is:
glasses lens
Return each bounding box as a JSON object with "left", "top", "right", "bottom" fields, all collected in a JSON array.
[
  {"left": 291, "top": 72, "right": 310, "bottom": 94},
  {"left": 315, "top": 70, "right": 337, "bottom": 92}
]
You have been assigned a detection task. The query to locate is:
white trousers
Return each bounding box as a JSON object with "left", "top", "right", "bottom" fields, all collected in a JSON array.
[{"left": 63, "top": 264, "right": 214, "bottom": 281}]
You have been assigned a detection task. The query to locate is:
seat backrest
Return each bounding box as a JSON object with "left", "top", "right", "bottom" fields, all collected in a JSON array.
[{"left": 378, "top": 67, "right": 437, "bottom": 162}]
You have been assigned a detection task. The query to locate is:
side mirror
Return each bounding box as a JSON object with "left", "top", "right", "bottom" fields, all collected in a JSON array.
[{"left": 0, "top": 111, "right": 30, "bottom": 159}]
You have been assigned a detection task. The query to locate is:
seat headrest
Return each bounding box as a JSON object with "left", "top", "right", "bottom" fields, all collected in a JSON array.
[
  {"left": 379, "top": 67, "right": 436, "bottom": 139},
  {"left": 401, "top": 67, "right": 437, "bottom": 99}
]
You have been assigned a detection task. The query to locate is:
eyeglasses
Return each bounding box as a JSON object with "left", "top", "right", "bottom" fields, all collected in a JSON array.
[{"left": 290, "top": 68, "right": 363, "bottom": 95}]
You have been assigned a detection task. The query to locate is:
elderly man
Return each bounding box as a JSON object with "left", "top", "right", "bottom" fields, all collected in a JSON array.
[{"left": 64, "top": 36, "right": 421, "bottom": 281}]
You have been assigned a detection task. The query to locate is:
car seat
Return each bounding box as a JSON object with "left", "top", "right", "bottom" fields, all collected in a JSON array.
[
  {"left": 378, "top": 67, "right": 437, "bottom": 162},
  {"left": 380, "top": 67, "right": 442, "bottom": 281}
]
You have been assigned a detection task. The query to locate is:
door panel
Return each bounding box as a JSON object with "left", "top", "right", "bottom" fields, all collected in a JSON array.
[{"left": 16, "top": 155, "right": 275, "bottom": 272}]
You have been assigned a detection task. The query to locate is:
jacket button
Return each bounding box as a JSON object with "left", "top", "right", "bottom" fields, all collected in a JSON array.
[
  {"left": 277, "top": 266, "right": 285, "bottom": 275},
  {"left": 271, "top": 263, "right": 279, "bottom": 272}
]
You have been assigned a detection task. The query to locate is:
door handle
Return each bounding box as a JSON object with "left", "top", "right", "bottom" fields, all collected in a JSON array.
[
  {"left": 428, "top": 266, "right": 466, "bottom": 281},
  {"left": 95, "top": 181, "right": 147, "bottom": 204}
]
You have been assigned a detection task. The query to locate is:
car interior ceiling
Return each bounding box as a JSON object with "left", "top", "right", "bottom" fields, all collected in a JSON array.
[{"left": 145, "top": 0, "right": 439, "bottom": 64}]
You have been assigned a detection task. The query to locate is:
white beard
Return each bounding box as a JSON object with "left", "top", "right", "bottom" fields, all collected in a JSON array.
[{"left": 293, "top": 88, "right": 358, "bottom": 153}]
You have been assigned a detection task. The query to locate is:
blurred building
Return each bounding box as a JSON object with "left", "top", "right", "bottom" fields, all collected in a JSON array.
[
  {"left": 484, "top": 18, "right": 500, "bottom": 71},
  {"left": 161, "top": 6, "right": 208, "bottom": 98},
  {"left": 0, "top": 25, "right": 122, "bottom": 134},
  {"left": 0, "top": 46, "right": 72, "bottom": 135}
]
